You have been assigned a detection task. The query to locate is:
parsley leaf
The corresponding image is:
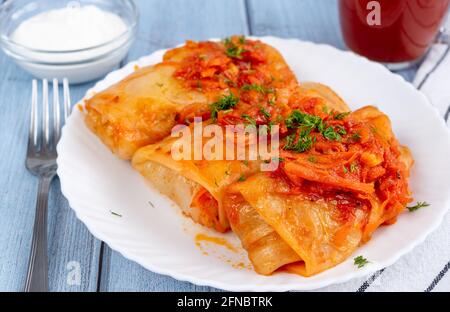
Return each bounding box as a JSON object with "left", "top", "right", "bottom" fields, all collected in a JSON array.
[
  {"left": 337, "top": 125, "right": 347, "bottom": 136},
  {"left": 223, "top": 78, "right": 237, "bottom": 87},
  {"left": 238, "top": 174, "right": 246, "bottom": 182},
  {"left": 241, "top": 84, "right": 274, "bottom": 94},
  {"left": 407, "top": 201, "right": 430, "bottom": 212},
  {"left": 223, "top": 37, "right": 246, "bottom": 59},
  {"left": 350, "top": 162, "right": 358, "bottom": 173},
  {"left": 285, "top": 110, "right": 323, "bottom": 130},
  {"left": 284, "top": 131, "right": 314, "bottom": 153},
  {"left": 226, "top": 46, "right": 246, "bottom": 59},
  {"left": 259, "top": 106, "right": 271, "bottom": 119},
  {"left": 110, "top": 210, "right": 122, "bottom": 217},
  {"left": 268, "top": 97, "right": 276, "bottom": 106},
  {"left": 322, "top": 126, "right": 342, "bottom": 141},
  {"left": 354, "top": 256, "right": 369, "bottom": 268},
  {"left": 211, "top": 93, "right": 239, "bottom": 122},
  {"left": 242, "top": 114, "right": 256, "bottom": 127},
  {"left": 334, "top": 112, "right": 351, "bottom": 120},
  {"left": 223, "top": 37, "right": 232, "bottom": 46},
  {"left": 264, "top": 157, "right": 285, "bottom": 164},
  {"left": 283, "top": 110, "right": 347, "bottom": 152},
  {"left": 350, "top": 132, "right": 361, "bottom": 143}
]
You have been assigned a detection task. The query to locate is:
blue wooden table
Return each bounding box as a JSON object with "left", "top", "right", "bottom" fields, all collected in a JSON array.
[{"left": 0, "top": 0, "right": 421, "bottom": 292}]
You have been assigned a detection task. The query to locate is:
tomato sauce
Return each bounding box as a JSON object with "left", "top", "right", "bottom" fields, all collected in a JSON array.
[{"left": 272, "top": 109, "right": 411, "bottom": 223}]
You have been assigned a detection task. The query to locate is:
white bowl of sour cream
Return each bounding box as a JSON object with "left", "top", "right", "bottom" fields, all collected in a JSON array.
[{"left": 0, "top": 0, "right": 139, "bottom": 84}]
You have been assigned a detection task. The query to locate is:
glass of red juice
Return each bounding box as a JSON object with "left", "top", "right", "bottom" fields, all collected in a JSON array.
[{"left": 339, "top": 0, "right": 450, "bottom": 70}]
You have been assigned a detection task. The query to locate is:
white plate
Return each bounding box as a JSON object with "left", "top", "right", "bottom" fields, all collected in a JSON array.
[{"left": 57, "top": 37, "right": 450, "bottom": 291}]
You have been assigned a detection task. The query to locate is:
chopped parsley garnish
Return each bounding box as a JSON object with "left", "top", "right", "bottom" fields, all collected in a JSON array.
[
  {"left": 337, "top": 125, "right": 347, "bottom": 136},
  {"left": 268, "top": 120, "right": 275, "bottom": 128},
  {"left": 110, "top": 210, "right": 122, "bottom": 217},
  {"left": 285, "top": 110, "right": 323, "bottom": 131},
  {"left": 308, "top": 156, "right": 317, "bottom": 163},
  {"left": 223, "top": 78, "right": 237, "bottom": 87},
  {"left": 242, "top": 160, "right": 249, "bottom": 166},
  {"left": 238, "top": 35, "right": 246, "bottom": 44},
  {"left": 350, "top": 162, "right": 358, "bottom": 173},
  {"left": 334, "top": 112, "right": 351, "bottom": 120},
  {"left": 242, "top": 114, "right": 256, "bottom": 127},
  {"left": 407, "top": 201, "right": 430, "bottom": 212},
  {"left": 322, "top": 126, "right": 342, "bottom": 142},
  {"left": 283, "top": 110, "right": 347, "bottom": 153},
  {"left": 241, "top": 84, "right": 274, "bottom": 94},
  {"left": 225, "top": 164, "right": 232, "bottom": 176},
  {"left": 210, "top": 93, "right": 239, "bottom": 121},
  {"left": 238, "top": 174, "right": 246, "bottom": 182},
  {"left": 354, "top": 256, "right": 369, "bottom": 268},
  {"left": 284, "top": 131, "right": 314, "bottom": 153},
  {"left": 275, "top": 115, "right": 284, "bottom": 123},
  {"left": 264, "top": 157, "right": 285, "bottom": 164},
  {"left": 223, "top": 37, "right": 246, "bottom": 59},
  {"left": 343, "top": 166, "right": 348, "bottom": 174},
  {"left": 226, "top": 46, "right": 246, "bottom": 59},
  {"left": 350, "top": 132, "right": 361, "bottom": 142},
  {"left": 259, "top": 106, "right": 271, "bottom": 119},
  {"left": 223, "top": 37, "right": 232, "bottom": 46}
]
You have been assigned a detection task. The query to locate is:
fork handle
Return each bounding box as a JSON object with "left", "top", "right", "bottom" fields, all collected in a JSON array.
[{"left": 24, "top": 173, "right": 55, "bottom": 292}]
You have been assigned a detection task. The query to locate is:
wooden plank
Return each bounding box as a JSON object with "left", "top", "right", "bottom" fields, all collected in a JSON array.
[
  {"left": 0, "top": 60, "right": 102, "bottom": 290},
  {"left": 99, "top": 246, "right": 220, "bottom": 292},
  {"left": 47, "top": 179, "right": 103, "bottom": 291},
  {"left": 127, "top": 0, "right": 250, "bottom": 61},
  {"left": 247, "top": 0, "right": 345, "bottom": 48},
  {"left": 98, "top": 0, "right": 248, "bottom": 292}
]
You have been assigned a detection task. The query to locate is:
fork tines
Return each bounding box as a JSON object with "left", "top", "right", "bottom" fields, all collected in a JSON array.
[{"left": 29, "top": 79, "right": 71, "bottom": 152}]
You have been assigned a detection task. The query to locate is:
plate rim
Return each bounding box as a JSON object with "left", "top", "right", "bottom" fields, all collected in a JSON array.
[{"left": 57, "top": 36, "right": 450, "bottom": 291}]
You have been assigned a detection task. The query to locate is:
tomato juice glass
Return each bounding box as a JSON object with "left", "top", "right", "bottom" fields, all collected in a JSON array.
[{"left": 339, "top": 0, "right": 450, "bottom": 70}]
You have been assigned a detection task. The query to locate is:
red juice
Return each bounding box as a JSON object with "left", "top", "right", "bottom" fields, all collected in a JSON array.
[{"left": 339, "top": 0, "right": 449, "bottom": 63}]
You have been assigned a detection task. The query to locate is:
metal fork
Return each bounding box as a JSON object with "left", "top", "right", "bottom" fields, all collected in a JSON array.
[{"left": 25, "top": 78, "right": 71, "bottom": 292}]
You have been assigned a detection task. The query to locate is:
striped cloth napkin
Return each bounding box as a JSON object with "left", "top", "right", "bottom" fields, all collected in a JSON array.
[{"left": 320, "top": 23, "right": 450, "bottom": 293}]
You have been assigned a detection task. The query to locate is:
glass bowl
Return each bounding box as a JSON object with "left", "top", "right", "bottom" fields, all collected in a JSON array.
[{"left": 0, "top": 0, "right": 139, "bottom": 84}]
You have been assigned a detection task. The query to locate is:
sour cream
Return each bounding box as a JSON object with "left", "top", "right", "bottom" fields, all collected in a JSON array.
[
  {"left": 6, "top": 4, "right": 135, "bottom": 84},
  {"left": 11, "top": 5, "right": 127, "bottom": 51}
]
